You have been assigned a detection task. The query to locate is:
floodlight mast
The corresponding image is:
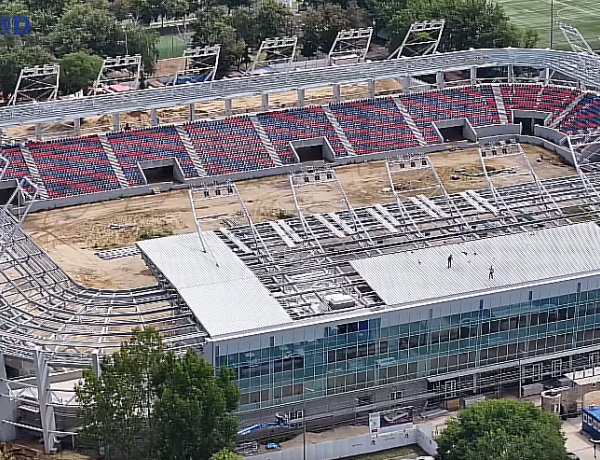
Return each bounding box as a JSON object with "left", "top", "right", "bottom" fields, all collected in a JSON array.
[
  {"left": 388, "top": 20, "right": 445, "bottom": 59},
  {"left": 9, "top": 65, "right": 60, "bottom": 105},
  {"left": 174, "top": 45, "right": 221, "bottom": 84},
  {"left": 328, "top": 28, "right": 373, "bottom": 65},
  {"left": 250, "top": 36, "right": 298, "bottom": 75},
  {"left": 90, "top": 55, "right": 142, "bottom": 95}
]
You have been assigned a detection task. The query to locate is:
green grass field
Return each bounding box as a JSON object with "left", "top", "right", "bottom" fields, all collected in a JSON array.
[
  {"left": 497, "top": 0, "right": 600, "bottom": 50},
  {"left": 156, "top": 35, "right": 186, "bottom": 59}
]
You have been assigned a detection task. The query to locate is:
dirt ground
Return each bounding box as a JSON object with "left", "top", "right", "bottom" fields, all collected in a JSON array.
[
  {"left": 22, "top": 145, "right": 573, "bottom": 290},
  {"left": 5, "top": 79, "right": 402, "bottom": 140}
]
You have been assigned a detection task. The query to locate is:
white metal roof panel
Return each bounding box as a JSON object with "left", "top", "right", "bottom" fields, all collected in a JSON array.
[
  {"left": 137, "top": 232, "right": 292, "bottom": 336},
  {"left": 351, "top": 222, "right": 600, "bottom": 306}
]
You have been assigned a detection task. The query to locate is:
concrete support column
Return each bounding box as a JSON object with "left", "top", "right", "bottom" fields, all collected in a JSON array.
[
  {"left": 34, "top": 349, "right": 57, "bottom": 454},
  {"left": 151, "top": 108, "right": 158, "bottom": 127},
  {"left": 436, "top": 71, "right": 445, "bottom": 89},
  {"left": 332, "top": 84, "right": 341, "bottom": 102},
  {"left": 34, "top": 123, "right": 42, "bottom": 141},
  {"left": 92, "top": 350, "right": 101, "bottom": 378},
  {"left": 544, "top": 67, "right": 551, "bottom": 85},
  {"left": 368, "top": 79, "right": 376, "bottom": 98},
  {"left": 297, "top": 88, "right": 305, "bottom": 107},
  {"left": 470, "top": 67, "right": 477, "bottom": 85},
  {"left": 189, "top": 103, "right": 196, "bottom": 122},
  {"left": 261, "top": 93, "right": 269, "bottom": 112},
  {"left": 400, "top": 76, "right": 411, "bottom": 91},
  {"left": 508, "top": 64, "right": 515, "bottom": 83},
  {"left": 112, "top": 112, "right": 120, "bottom": 132},
  {"left": 74, "top": 118, "right": 81, "bottom": 136},
  {"left": 225, "top": 98, "right": 233, "bottom": 116}
]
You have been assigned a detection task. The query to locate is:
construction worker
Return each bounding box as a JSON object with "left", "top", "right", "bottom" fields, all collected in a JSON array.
[
  {"left": 447, "top": 254, "right": 453, "bottom": 269},
  {"left": 489, "top": 265, "right": 494, "bottom": 280}
]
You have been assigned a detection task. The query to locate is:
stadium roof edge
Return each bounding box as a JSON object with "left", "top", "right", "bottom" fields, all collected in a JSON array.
[{"left": 0, "top": 48, "right": 599, "bottom": 128}]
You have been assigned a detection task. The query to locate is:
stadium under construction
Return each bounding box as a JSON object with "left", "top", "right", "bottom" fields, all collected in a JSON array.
[{"left": 1, "top": 35, "right": 600, "bottom": 453}]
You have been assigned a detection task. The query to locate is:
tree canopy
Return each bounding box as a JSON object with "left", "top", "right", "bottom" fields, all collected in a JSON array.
[
  {"left": 76, "top": 328, "right": 239, "bottom": 460},
  {"left": 436, "top": 399, "right": 567, "bottom": 460}
]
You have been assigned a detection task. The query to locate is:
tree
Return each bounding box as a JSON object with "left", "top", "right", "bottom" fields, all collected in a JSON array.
[
  {"left": 59, "top": 51, "right": 103, "bottom": 94},
  {"left": 436, "top": 399, "right": 567, "bottom": 460},
  {"left": 254, "top": 0, "right": 292, "bottom": 43},
  {"left": 76, "top": 328, "right": 240, "bottom": 460},
  {"left": 388, "top": 0, "right": 538, "bottom": 53},
  {"left": 152, "top": 351, "right": 239, "bottom": 460},
  {"left": 210, "top": 449, "right": 243, "bottom": 460}
]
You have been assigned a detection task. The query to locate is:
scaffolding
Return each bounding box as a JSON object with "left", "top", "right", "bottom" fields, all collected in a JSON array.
[
  {"left": 90, "top": 55, "right": 142, "bottom": 95},
  {"left": 250, "top": 36, "right": 298, "bottom": 75},
  {"left": 174, "top": 45, "right": 221, "bottom": 84},
  {"left": 388, "top": 20, "right": 446, "bottom": 59},
  {"left": 328, "top": 28, "right": 373, "bottom": 65},
  {"left": 8, "top": 65, "right": 59, "bottom": 105}
]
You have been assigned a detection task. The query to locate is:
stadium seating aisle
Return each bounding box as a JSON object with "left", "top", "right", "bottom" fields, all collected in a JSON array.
[
  {"left": 329, "top": 97, "right": 420, "bottom": 154},
  {"left": 0, "top": 146, "right": 31, "bottom": 181},
  {"left": 257, "top": 106, "right": 349, "bottom": 162},
  {"left": 560, "top": 94, "right": 600, "bottom": 133},
  {"left": 108, "top": 126, "right": 198, "bottom": 186},
  {"left": 500, "top": 84, "right": 580, "bottom": 123},
  {"left": 27, "top": 136, "right": 121, "bottom": 198},
  {"left": 183, "top": 116, "right": 276, "bottom": 175}
]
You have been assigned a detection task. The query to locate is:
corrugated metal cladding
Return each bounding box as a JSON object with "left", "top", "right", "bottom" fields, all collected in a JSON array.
[
  {"left": 351, "top": 222, "right": 600, "bottom": 307},
  {"left": 137, "top": 232, "right": 292, "bottom": 337}
]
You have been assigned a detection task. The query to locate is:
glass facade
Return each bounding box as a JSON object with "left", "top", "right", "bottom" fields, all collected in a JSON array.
[{"left": 213, "top": 282, "right": 600, "bottom": 411}]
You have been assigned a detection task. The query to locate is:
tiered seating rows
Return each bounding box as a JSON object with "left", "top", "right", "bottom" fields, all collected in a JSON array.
[
  {"left": 500, "top": 84, "right": 580, "bottom": 123},
  {"left": 184, "top": 116, "right": 275, "bottom": 175},
  {"left": 28, "top": 136, "right": 121, "bottom": 198},
  {"left": 329, "top": 97, "right": 420, "bottom": 154},
  {"left": 2, "top": 84, "right": 600, "bottom": 200},
  {"left": 257, "top": 106, "right": 348, "bottom": 163},
  {"left": 107, "top": 126, "right": 197, "bottom": 186},
  {"left": 560, "top": 95, "right": 600, "bottom": 133}
]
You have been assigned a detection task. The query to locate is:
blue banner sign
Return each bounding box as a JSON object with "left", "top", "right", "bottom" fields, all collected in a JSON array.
[{"left": 0, "top": 16, "right": 31, "bottom": 35}]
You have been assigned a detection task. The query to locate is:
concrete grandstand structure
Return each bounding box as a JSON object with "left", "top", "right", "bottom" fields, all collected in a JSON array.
[{"left": 2, "top": 47, "right": 600, "bottom": 453}]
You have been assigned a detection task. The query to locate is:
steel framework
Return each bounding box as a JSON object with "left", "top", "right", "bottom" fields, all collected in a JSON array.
[
  {"left": 388, "top": 20, "right": 446, "bottom": 59},
  {"left": 1, "top": 49, "right": 600, "bottom": 129},
  {"left": 250, "top": 36, "right": 298, "bottom": 75},
  {"left": 90, "top": 55, "right": 142, "bottom": 95},
  {"left": 8, "top": 65, "right": 59, "bottom": 106},
  {"left": 174, "top": 45, "right": 221, "bottom": 84},
  {"left": 328, "top": 28, "right": 373, "bottom": 65},
  {"left": 558, "top": 23, "right": 600, "bottom": 85}
]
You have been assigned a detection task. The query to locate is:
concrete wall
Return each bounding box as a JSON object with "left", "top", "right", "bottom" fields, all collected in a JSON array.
[{"left": 248, "top": 424, "right": 437, "bottom": 460}]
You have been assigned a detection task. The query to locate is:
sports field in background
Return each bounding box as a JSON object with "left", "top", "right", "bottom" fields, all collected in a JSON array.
[{"left": 497, "top": 0, "right": 600, "bottom": 50}]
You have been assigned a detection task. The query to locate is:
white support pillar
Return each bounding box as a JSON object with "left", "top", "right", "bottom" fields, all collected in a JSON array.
[
  {"left": 333, "top": 84, "right": 341, "bottom": 102},
  {"left": 74, "top": 118, "right": 81, "bottom": 136},
  {"left": 34, "top": 349, "right": 57, "bottom": 454},
  {"left": 0, "top": 352, "right": 17, "bottom": 442},
  {"left": 112, "top": 112, "right": 120, "bottom": 131},
  {"left": 151, "top": 108, "right": 159, "bottom": 127},
  {"left": 297, "top": 88, "right": 305, "bottom": 107},
  {"left": 508, "top": 64, "right": 515, "bottom": 83},
  {"left": 544, "top": 67, "right": 551, "bottom": 85},
  {"left": 368, "top": 79, "right": 376, "bottom": 98},
  {"left": 261, "top": 93, "right": 269, "bottom": 112},
  {"left": 225, "top": 98, "right": 233, "bottom": 116},
  {"left": 92, "top": 350, "right": 101, "bottom": 378},
  {"left": 400, "top": 76, "right": 411, "bottom": 91},
  {"left": 189, "top": 103, "right": 196, "bottom": 122},
  {"left": 470, "top": 67, "right": 477, "bottom": 85},
  {"left": 436, "top": 71, "right": 445, "bottom": 89},
  {"left": 35, "top": 123, "right": 42, "bottom": 141}
]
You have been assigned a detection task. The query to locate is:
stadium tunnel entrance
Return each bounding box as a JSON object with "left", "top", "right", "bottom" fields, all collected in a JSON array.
[
  {"left": 137, "top": 158, "right": 186, "bottom": 185},
  {"left": 512, "top": 110, "right": 550, "bottom": 136},
  {"left": 0, "top": 180, "right": 22, "bottom": 206},
  {"left": 290, "top": 137, "right": 337, "bottom": 163},
  {"left": 433, "top": 119, "right": 477, "bottom": 143}
]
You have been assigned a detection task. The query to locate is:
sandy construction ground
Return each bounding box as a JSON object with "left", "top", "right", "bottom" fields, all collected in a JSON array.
[{"left": 23, "top": 145, "right": 573, "bottom": 290}]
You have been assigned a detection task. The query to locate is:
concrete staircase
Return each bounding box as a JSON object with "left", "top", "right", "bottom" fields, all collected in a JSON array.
[
  {"left": 20, "top": 146, "right": 49, "bottom": 199},
  {"left": 550, "top": 92, "right": 588, "bottom": 128},
  {"left": 322, "top": 106, "right": 357, "bottom": 156},
  {"left": 250, "top": 116, "right": 283, "bottom": 166},
  {"left": 392, "top": 97, "right": 427, "bottom": 146},
  {"left": 98, "top": 133, "right": 129, "bottom": 188},
  {"left": 175, "top": 126, "right": 208, "bottom": 177},
  {"left": 491, "top": 85, "right": 509, "bottom": 124}
]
